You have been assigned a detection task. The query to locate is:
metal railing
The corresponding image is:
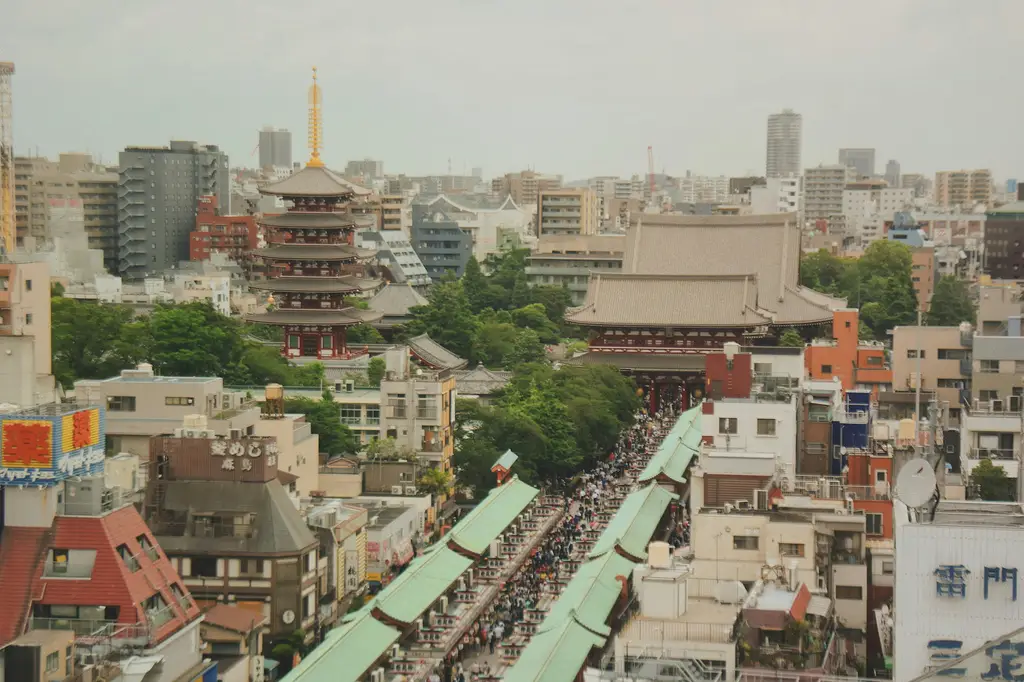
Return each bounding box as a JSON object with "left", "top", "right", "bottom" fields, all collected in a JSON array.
[
  {"left": 416, "top": 408, "right": 439, "bottom": 420},
  {"left": 623, "top": 616, "right": 735, "bottom": 644},
  {"left": 967, "top": 447, "right": 1016, "bottom": 460},
  {"left": 146, "top": 605, "right": 175, "bottom": 630},
  {"left": 420, "top": 440, "right": 443, "bottom": 453}
]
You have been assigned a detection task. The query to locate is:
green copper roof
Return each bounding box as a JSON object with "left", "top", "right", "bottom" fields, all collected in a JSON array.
[
  {"left": 284, "top": 606, "right": 400, "bottom": 682},
  {"left": 543, "top": 550, "right": 637, "bottom": 634},
  {"left": 503, "top": 611, "right": 608, "bottom": 682},
  {"left": 373, "top": 546, "right": 474, "bottom": 624},
  {"left": 447, "top": 476, "right": 539, "bottom": 555},
  {"left": 638, "top": 405, "right": 702, "bottom": 484},
  {"left": 589, "top": 484, "right": 678, "bottom": 561},
  {"left": 493, "top": 449, "right": 519, "bottom": 472}
]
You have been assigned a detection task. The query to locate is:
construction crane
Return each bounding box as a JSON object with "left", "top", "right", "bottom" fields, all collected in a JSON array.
[
  {"left": 647, "top": 145, "right": 656, "bottom": 200},
  {"left": 0, "top": 61, "right": 14, "bottom": 255}
]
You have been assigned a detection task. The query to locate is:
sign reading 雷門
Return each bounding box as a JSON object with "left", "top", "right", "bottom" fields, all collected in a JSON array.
[{"left": 0, "top": 406, "right": 105, "bottom": 486}]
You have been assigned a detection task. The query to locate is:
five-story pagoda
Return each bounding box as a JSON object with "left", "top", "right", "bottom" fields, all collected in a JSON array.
[{"left": 247, "top": 68, "right": 382, "bottom": 358}]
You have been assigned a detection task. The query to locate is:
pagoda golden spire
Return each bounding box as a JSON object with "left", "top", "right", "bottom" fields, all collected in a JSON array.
[{"left": 306, "top": 66, "right": 324, "bottom": 168}]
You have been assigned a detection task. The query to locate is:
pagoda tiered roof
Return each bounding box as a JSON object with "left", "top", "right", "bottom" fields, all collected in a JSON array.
[
  {"left": 245, "top": 308, "right": 383, "bottom": 326},
  {"left": 249, "top": 276, "right": 379, "bottom": 294},
  {"left": 259, "top": 212, "right": 358, "bottom": 229},
  {"left": 252, "top": 244, "right": 376, "bottom": 261},
  {"left": 260, "top": 164, "right": 372, "bottom": 198}
]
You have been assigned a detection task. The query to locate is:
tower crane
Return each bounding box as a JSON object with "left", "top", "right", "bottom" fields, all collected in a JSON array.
[{"left": 0, "top": 61, "right": 14, "bottom": 255}]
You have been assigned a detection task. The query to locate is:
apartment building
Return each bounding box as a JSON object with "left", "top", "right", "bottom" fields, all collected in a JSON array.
[
  {"left": 911, "top": 246, "right": 936, "bottom": 312},
  {"left": 258, "top": 127, "right": 292, "bottom": 170},
  {"left": 536, "top": 188, "right": 599, "bottom": 237},
  {"left": 525, "top": 234, "right": 623, "bottom": 305},
  {"left": 379, "top": 349, "right": 456, "bottom": 472},
  {"left": 804, "top": 165, "right": 857, "bottom": 224},
  {"left": 884, "top": 160, "right": 901, "bottom": 188},
  {"left": 588, "top": 175, "right": 643, "bottom": 200},
  {"left": 491, "top": 170, "right": 561, "bottom": 206},
  {"left": 74, "top": 364, "right": 259, "bottom": 459},
  {"left": 380, "top": 194, "right": 411, "bottom": 232},
  {"left": 344, "top": 158, "right": 383, "bottom": 180},
  {"left": 977, "top": 281, "right": 1023, "bottom": 336},
  {"left": 891, "top": 325, "right": 971, "bottom": 423},
  {"left": 188, "top": 195, "right": 257, "bottom": 262},
  {"left": 804, "top": 309, "right": 891, "bottom": 396},
  {"left": 677, "top": 174, "right": 730, "bottom": 204},
  {"left": 143, "top": 432, "right": 323, "bottom": 640},
  {"left": 766, "top": 109, "right": 802, "bottom": 178},
  {"left": 971, "top": 334, "right": 1024, "bottom": 405},
  {"left": 935, "top": 169, "right": 993, "bottom": 208},
  {"left": 0, "top": 259, "right": 56, "bottom": 408},
  {"left": 842, "top": 186, "right": 914, "bottom": 244},
  {"left": 838, "top": 148, "right": 876, "bottom": 179},
  {"left": 749, "top": 176, "right": 801, "bottom": 214},
  {"left": 414, "top": 194, "right": 532, "bottom": 262},
  {"left": 360, "top": 231, "right": 431, "bottom": 288},
  {"left": 118, "top": 141, "right": 230, "bottom": 279},
  {"left": 984, "top": 201, "right": 1024, "bottom": 280},
  {"left": 13, "top": 154, "right": 118, "bottom": 271}
]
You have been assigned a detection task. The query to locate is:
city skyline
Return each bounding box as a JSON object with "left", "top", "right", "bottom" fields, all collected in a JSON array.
[{"left": 2, "top": 0, "right": 1023, "bottom": 181}]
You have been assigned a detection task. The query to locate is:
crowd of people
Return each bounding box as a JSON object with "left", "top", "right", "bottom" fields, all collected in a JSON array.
[{"left": 434, "top": 403, "right": 685, "bottom": 682}]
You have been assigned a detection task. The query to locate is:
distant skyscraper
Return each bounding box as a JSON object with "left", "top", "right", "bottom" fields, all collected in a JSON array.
[
  {"left": 838, "top": 148, "right": 876, "bottom": 179},
  {"left": 344, "top": 158, "right": 383, "bottom": 179},
  {"left": 258, "top": 127, "right": 292, "bottom": 169},
  {"left": 884, "top": 160, "right": 901, "bottom": 188},
  {"left": 766, "top": 109, "right": 802, "bottom": 178},
  {"left": 118, "top": 141, "right": 229, "bottom": 279}
]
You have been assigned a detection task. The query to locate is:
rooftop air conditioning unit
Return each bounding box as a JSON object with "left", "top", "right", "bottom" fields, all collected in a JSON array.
[
  {"left": 345, "top": 380, "right": 355, "bottom": 393},
  {"left": 229, "top": 428, "right": 242, "bottom": 439},
  {"left": 404, "top": 485, "right": 417, "bottom": 496},
  {"left": 222, "top": 393, "right": 234, "bottom": 409},
  {"left": 334, "top": 381, "right": 343, "bottom": 393},
  {"left": 992, "top": 399, "right": 1004, "bottom": 412},
  {"left": 391, "top": 485, "right": 403, "bottom": 495},
  {"left": 735, "top": 499, "right": 751, "bottom": 510}
]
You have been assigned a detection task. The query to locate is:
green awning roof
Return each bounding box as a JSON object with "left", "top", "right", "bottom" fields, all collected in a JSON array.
[
  {"left": 373, "top": 546, "right": 474, "bottom": 624},
  {"left": 503, "top": 611, "right": 608, "bottom": 682},
  {"left": 447, "top": 476, "right": 539, "bottom": 555},
  {"left": 589, "top": 484, "right": 678, "bottom": 561},
  {"left": 492, "top": 449, "right": 519, "bottom": 471},
  {"left": 284, "top": 607, "right": 401, "bottom": 682},
  {"left": 543, "top": 551, "right": 637, "bottom": 634},
  {"left": 638, "top": 405, "right": 702, "bottom": 484}
]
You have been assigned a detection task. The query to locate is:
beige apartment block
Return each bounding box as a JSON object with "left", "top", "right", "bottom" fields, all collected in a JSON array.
[
  {"left": 379, "top": 349, "right": 456, "bottom": 472},
  {"left": 536, "top": 188, "right": 599, "bottom": 237},
  {"left": 74, "top": 364, "right": 260, "bottom": 458},
  {"left": 935, "top": 169, "right": 992, "bottom": 208},
  {"left": 525, "top": 233, "right": 624, "bottom": 305},
  {"left": 0, "top": 259, "right": 57, "bottom": 407},
  {"left": 971, "top": 335, "right": 1024, "bottom": 407},
  {"left": 911, "top": 247, "right": 935, "bottom": 312},
  {"left": 977, "top": 281, "right": 1023, "bottom": 336},
  {"left": 891, "top": 325, "right": 971, "bottom": 421},
  {"left": 804, "top": 164, "right": 856, "bottom": 223},
  {"left": 252, "top": 412, "right": 320, "bottom": 497},
  {"left": 491, "top": 170, "right": 561, "bottom": 206}
]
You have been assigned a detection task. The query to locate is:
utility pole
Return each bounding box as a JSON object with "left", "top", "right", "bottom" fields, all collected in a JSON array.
[{"left": 915, "top": 308, "right": 923, "bottom": 448}]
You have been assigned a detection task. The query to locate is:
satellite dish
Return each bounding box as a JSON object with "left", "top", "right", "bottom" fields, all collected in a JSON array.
[{"left": 895, "top": 458, "right": 937, "bottom": 508}]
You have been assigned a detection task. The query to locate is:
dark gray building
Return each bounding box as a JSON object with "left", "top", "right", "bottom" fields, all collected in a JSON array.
[
  {"left": 410, "top": 202, "right": 473, "bottom": 281},
  {"left": 838, "top": 148, "right": 876, "bottom": 179},
  {"left": 258, "top": 127, "right": 292, "bottom": 169},
  {"left": 117, "top": 141, "right": 229, "bottom": 279},
  {"left": 884, "top": 160, "right": 901, "bottom": 188}
]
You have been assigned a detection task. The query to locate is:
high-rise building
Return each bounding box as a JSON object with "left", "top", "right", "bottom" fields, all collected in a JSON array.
[
  {"left": 838, "top": 148, "right": 876, "bottom": 179},
  {"left": 344, "top": 158, "right": 383, "bottom": 179},
  {"left": 804, "top": 164, "right": 856, "bottom": 223},
  {"left": 765, "top": 109, "right": 802, "bottom": 178},
  {"left": 117, "top": 141, "right": 229, "bottom": 279},
  {"left": 884, "top": 160, "right": 901, "bottom": 188},
  {"left": 257, "top": 126, "right": 292, "bottom": 169},
  {"left": 901, "top": 173, "right": 931, "bottom": 198},
  {"left": 491, "top": 170, "right": 562, "bottom": 206},
  {"left": 984, "top": 200, "right": 1024, "bottom": 280},
  {"left": 935, "top": 169, "right": 993, "bottom": 208},
  {"left": 536, "top": 188, "right": 599, "bottom": 237}
]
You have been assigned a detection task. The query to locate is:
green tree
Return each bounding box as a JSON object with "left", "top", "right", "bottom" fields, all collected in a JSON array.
[
  {"left": 50, "top": 282, "right": 65, "bottom": 297},
  {"left": 528, "top": 285, "right": 574, "bottom": 326},
  {"left": 51, "top": 298, "right": 142, "bottom": 387},
  {"left": 347, "top": 324, "right": 385, "bottom": 345},
  {"left": 927, "top": 276, "right": 975, "bottom": 326},
  {"left": 511, "top": 303, "right": 560, "bottom": 343},
  {"left": 365, "top": 437, "right": 416, "bottom": 461},
  {"left": 970, "top": 459, "right": 1015, "bottom": 501},
  {"left": 472, "top": 322, "right": 519, "bottom": 367},
  {"left": 268, "top": 629, "right": 309, "bottom": 673},
  {"left": 367, "top": 357, "right": 386, "bottom": 387},
  {"left": 800, "top": 249, "right": 854, "bottom": 295},
  {"left": 418, "top": 467, "right": 453, "bottom": 497},
  {"left": 283, "top": 390, "right": 359, "bottom": 457},
  {"left": 147, "top": 302, "right": 250, "bottom": 381},
  {"left": 778, "top": 329, "right": 804, "bottom": 347},
  {"left": 403, "top": 275, "right": 478, "bottom": 360},
  {"left": 506, "top": 328, "right": 547, "bottom": 368}
]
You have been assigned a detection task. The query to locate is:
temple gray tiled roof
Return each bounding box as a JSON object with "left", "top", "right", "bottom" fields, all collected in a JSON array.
[
  {"left": 260, "top": 165, "right": 372, "bottom": 198},
  {"left": 408, "top": 334, "right": 468, "bottom": 370},
  {"left": 368, "top": 284, "right": 427, "bottom": 325},
  {"left": 452, "top": 363, "right": 512, "bottom": 396}
]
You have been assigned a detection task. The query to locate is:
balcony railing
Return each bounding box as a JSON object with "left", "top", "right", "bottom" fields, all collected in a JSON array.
[
  {"left": 386, "top": 403, "right": 407, "bottom": 419},
  {"left": 416, "top": 408, "right": 439, "bottom": 420},
  {"left": 624, "top": 616, "right": 735, "bottom": 644},
  {"left": 420, "top": 440, "right": 443, "bottom": 453},
  {"left": 146, "top": 605, "right": 175, "bottom": 630},
  {"left": 967, "top": 447, "right": 1015, "bottom": 460},
  {"left": 29, "top": 617, "right": 151, "bottom": 644}
]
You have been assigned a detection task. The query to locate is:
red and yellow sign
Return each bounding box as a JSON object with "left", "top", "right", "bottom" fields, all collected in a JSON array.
[
  {"left": 1, "top": 420, "right": 54, "bottom": 469},
  {"left": 61, "top": 409, "right": 100, "bottom": 453}
]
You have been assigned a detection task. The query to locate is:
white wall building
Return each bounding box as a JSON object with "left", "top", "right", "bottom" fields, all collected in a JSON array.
[
  {"left": 842, "top": 187, "right": 915, "bottom": 245},
  {"left": 701, "top": 395, "right": 799, "bottom": 478},
  {"left": 171, "top": 272, "right": 231, "bottom": 315},
  {"left": 418, "top": 194, "right": 532, "bottom": 261},
  {"left": 894, "top": 500, "right": 1024, "bottom": 682},
  {"left": 959, "top": 407, "right": 1021, "bottom": 483},
  {"left": 749, "top": 177, "right": 802, "bottom": 215}
]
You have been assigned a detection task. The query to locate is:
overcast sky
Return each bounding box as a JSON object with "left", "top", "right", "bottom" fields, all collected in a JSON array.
[{"left": 4, "top": 0, "right": 1022, "bottom": 182}]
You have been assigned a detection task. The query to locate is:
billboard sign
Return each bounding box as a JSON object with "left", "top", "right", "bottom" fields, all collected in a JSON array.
[{"left": 0, "top": 407, "right": 105, "bottom": 485}]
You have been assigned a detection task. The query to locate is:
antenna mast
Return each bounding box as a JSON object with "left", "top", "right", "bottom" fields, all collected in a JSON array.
[
  {"left": 647, "top": 145, "right": 656, "bottom": 202},
  {"left": 0, "top": 62, "right": 14, "bottom": 255},
  {"left": 307, "top": 67, "right": 324, "bottom": 168}
]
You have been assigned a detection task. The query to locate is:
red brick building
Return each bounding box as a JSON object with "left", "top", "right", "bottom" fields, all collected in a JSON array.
[{"left": 189, "top": 195, "right": 258, "bottom": 261}]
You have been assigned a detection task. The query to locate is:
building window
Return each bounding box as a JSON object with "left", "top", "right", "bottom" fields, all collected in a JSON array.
[
  {"left": 718, "top": 418, "right": 738, "bottom": 435},
  {"left": 979, "top": 359, "right": 1000, "bottom": 373},
  {"left": 51, "top": 549, "right": 69, "bottom": 574},
  {"left": 45, "top": 651, "right": 59, "bottom": 673},
  {"left": 906, "top": 349, "right": 925, "bottom": 359},
  {"left": 875, "top": 469, "right": 888, "bottom": 483},
  {"left": 321, "top": 335, "right": 333, "bottom": 349},
  {"left": 866, "top": 513, "right": 883, "bottom": 536},
  {"left": 865, "top": 355, "right": 882, "bottom": 366},
  {"left": 340, "top": 405, "right": 362, "bottom": 425},
  {"left": 288, "top": 335, "right": 300, "bottom": 349},
  {"left": 25, "top": 279, "right": 32, "bottom": 291},
  {"left": 937, "top": 378, "right": 962, "bottom": 388},
  {"left": 938, "top": 349, "right": 967, "bottom": 360},
  {"left": 756, "top": 419, "right": 776, "bottom": 436},
  {"left": 240, "top": 558, "right": 264, "bottom": 576},
  {"left": 25, "top": 313, "right": 32, "bottom": 325},
  {"left": 165, "top": 397, "right": 195, "bottom": 406},
  {"left": 779, "top": 543, "right": 805, "bottom": 557},
  {"left": 732, "top": 536, "right": 759, "bottom": 550},
  {"left": 835, "top": 585, "right": 863, "bottom": 600},
  {"left": 882, "top": 561, "right": 894, "bottom": 575},
  {"left": 820, "top": 364, "right": 833, "bottom": 374},
  {"left": 366, "top": 405, "right": 380, "bottom": 425},
  {"left": 106, "top": 395, "right": 136, "bottom": 412},
  {"left": 190, "top": 556, "right": 218, "bottom": 578}
]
